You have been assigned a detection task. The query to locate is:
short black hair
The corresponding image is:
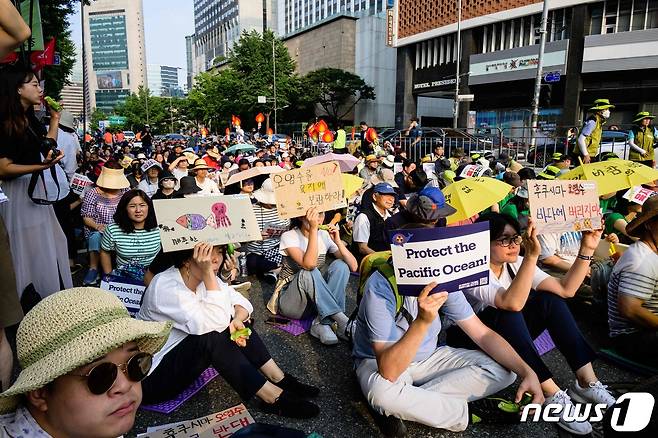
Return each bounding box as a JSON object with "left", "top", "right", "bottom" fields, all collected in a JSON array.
[
  {"left": 238, "top": 158, "right": 250, "bottom": 167},
  {"left": 517, "top": 167, "right": 536, "bottom": 181},
  {"left": 476, "top": 212, "right": 521, "bottom": 241},
  {"left": 402, "top": 159, "right": 415, "bottom": 170},
  {"left": 170, "top": 245, "right": 227, "bottom": 269},
  {"left": 113, "top": 189, "right": 158, "bottom": 233}
]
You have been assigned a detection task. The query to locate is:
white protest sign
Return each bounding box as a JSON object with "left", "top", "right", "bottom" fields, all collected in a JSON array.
[
  {"left": 0, "top": 185, "right": 7, "bottom": 204},
  {"left": 139, "top": 404, "right": 254, "bottom": 438},
  {"left": 459, "top": 164, "right": 488, "bottom": 178},
  {"left": 527, "top": 180, "right": 602, "bottom": 235},
  {"left": 389, "top": 222, "right": 490, "bottom": 295},
  {"left": 393, "top": 162, "right": 403, "bottom": 175},
  {"left": 153, "top": 195, "right": 261, "bottom": 252},
  {"left": 272, "top": 161, "right": 346, "bottom": 219},
  {"left": 422, "top": 162, "right": 435, "bottom": 176},
  {"left": 623, "top": 186, "right": 657, "bottom": 205},
  {"left": 100, "top": 275, "right": 145, "bottom": 316},
  {"left": 70, "top": 173, "right": 93, "bottom": 196}
]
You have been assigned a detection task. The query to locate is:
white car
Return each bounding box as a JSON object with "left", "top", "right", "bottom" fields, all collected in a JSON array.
[{"left": 123, "top": 130, "right": 136, "bottom": 140}]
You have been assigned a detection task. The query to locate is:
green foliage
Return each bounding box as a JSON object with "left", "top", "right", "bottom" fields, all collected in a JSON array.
[
  {"left": 114, "top": 87, "right": 185, "bottom": 134},
  {"left": 40, "top": 0, "right": 79, "bottom": 99},
  {"left": 301, "top": 68, "right": 376, "bottom": 125},
  {"left": 90, "top": 108, "right": 107, "bottom": 131}
]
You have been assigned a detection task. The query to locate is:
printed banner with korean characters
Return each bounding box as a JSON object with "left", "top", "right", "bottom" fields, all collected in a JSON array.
[
  {"left": 528, "top": 180, "right": 602, "bottom": 235},
  {"left": 138, "top": 404, "right": 254, "bottom": 438}
]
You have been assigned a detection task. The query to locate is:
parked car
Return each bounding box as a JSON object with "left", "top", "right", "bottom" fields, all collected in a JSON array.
[
  {"left": 123, "top": 130, "right": 136, "bottom": 140},
  {"left": 164, "top": 133, "right": 187, "bottom": 141}
]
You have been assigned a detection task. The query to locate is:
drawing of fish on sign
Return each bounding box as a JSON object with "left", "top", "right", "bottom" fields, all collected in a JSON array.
[{"left": 176, "top": 214, "right": 216, "bottom": 230}]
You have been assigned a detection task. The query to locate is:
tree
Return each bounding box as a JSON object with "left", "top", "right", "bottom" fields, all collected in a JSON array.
[
  {"left": 301, "top": 68, "right": 375, "bottom": 125},
  {"left": 90, "top": 108, "right": 107, "bottom": 131},
  {"left": 114, "top": 86, "right": 174, "bottom": 133}
]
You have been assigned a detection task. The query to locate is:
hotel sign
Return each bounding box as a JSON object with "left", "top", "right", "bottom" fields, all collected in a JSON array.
[
  {"left": 469, "top": 45, "right": 568, "bottom": 85},
  {"left": 386, "top": 9, "right": 395, "bottom": 47},
  {"left": 413, "top": 78, "right": 456, "bottom": 90}
]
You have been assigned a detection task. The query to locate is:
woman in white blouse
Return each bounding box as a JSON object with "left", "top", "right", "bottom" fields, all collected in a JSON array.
[{"left": 138, "top": 242, "right": 319, "bottom": 418}]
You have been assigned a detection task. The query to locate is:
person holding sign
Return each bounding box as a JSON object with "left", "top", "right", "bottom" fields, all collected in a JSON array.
[
  {"left": 138, "top": 243, "right": 320, "bottom": 418},
  {"left": 268, "top": 207, "right": 358, "bottom": 345},
  {"left": 452, "top": 213, "right": 615, "bottom": 436},
  {"left": 352, "top": 240, "right": 543, "bottom": 432}
]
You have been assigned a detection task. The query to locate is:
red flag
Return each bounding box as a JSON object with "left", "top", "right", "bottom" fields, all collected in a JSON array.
[
  {"left": 31, "top": 39, "right": 55, "bottom": 72},
  {"left": 316, "top": 119, "right": 328, "bottom": 133},
  {"left": 0, "top": 52, "right": 18, "bottom": 64}
]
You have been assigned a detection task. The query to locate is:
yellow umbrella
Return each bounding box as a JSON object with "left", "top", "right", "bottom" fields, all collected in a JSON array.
[
  {"left": 558, "top": 159, "right": 658, "bottom": 195},
  {"left": 341, "top": 174, "right": 364, "bottom": 199},
  {"left": 442, "top": 177, "right": 513, "bottom": 224}
]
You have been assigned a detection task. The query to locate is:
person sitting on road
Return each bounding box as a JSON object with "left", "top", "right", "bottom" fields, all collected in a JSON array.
[
  {"left": 138, "top": 242, "right": 320, "bottom": 418},
  {"left": 151, "top": 170, "right": 179, "bottom": 200},
  {"left": 191, "top": 158, "right": 220, "bottom": 195},
  {"left": 359, "top": 155, "right": 382, "bottom": 185},
  {"left": 607, "top": 195, "right": 658, "bottom": 368},
  {"left": 604, "top": 191, "right": 643, "bottom": 244},
  {"left": 267, "top": 207, "right": 358, "bottom": 345},
  {"left": 351, "top": 183, "right": 397, "bottom": 262},
  {"left": 0, "top": 287, "right": 171, "bottom": 437},
  {"left": 100, "top": 189, "right": 161, "bottom": 282},
  {"left": 352, "top": 227, "right": 543, "bottom": 433},
  {"left": 136, "top": 159, "right": 162, "bottom": 198},
  {"left": 450, "top": 213, "right": 616, "bottom": 436}
]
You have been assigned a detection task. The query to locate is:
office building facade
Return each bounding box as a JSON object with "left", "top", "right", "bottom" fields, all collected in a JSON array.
[
  {"left": 83, "top": 0, "right": 147, "bottom": 113},
  {"left": 393, "top": 0, "right": 658, "bottom": 130},
  {"left": 185, "top": 34, "right": 195, "bottom": 90},
  {"left": 147, "top": 64, "right": 184, "bottom": 97},
  {"left": 279, "top": 0, "right": 392, "bottom": 35}
]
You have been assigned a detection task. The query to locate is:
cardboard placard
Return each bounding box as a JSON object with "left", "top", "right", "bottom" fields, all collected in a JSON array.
[
  {"left": 100, "top": 275, "right": 145, "bottom": 316},
  {"left": 139, "top": 404, "right": 254, "bottom": 438},
  {"left": 528, "top": 180, "right": 602, "bottom": 235},
  {"left": 272, "top": 161, "right": 346, "bottom": 219},
  {"left": 153, "top": 195, "right": 261, "bottom": 252},
  {"left": 393, "top": 162, "right": 403, "bottom": 175},
  {"left": 70, "top": 173, "right": 93, "bottom": 196},
  {"left": 459, "top": 164, "right": 488, "bottom": 178},
  {"left": 422, "top": 162, "right": 435, "bottom": 176},
  {"left": 623, "top": 186, "right": 657, "bottom": 205},
  {"left": 389, "top": 222, "right": 490, "bottom": 295}
]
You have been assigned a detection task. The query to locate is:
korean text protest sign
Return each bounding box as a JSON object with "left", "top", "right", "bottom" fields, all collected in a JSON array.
[
  {"left": 389, "top": 222, "right": 490, "bottom": 295},
  {"left": 623, "top": 186, "right": 657, "bottom": 205},
  {"left": 272, "top": 161, "right": 346, "bottom": 219},
  {"left": 153, "top": 195, "right": 261, "bottom": 252},
  {"left": 70, "top": 173, "right": 93, "bottom": 196},
  {"left": 139, "top": 404, "right": 254, "bottom": 438},
  {"left": 528, "top": 180, "right": 602, "bottom": 235}
]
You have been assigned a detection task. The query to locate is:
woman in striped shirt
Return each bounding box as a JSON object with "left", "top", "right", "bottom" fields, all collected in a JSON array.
[{"left": 100, "top": 189, "right": 161, "bottom": 282}]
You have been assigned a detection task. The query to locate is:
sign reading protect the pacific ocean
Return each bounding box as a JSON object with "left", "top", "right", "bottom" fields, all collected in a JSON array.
[{"left": 389, "top": 222, "right": 490, "bottom": 295}]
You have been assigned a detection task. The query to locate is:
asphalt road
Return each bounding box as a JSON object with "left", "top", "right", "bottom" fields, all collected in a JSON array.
[{"left": 129, "top": 274, "right": 644, "bottom": 438}]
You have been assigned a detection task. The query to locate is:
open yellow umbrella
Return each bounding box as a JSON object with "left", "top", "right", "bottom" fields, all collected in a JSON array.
[
  {"left": 341, "top": 174, "right": 364, "bottom": 199},
  {"left": 442, "top": 177, "right": 513, "bottom": 224},
  {"left": 558, "top": 159, "right": 658, "bottom": 195}
]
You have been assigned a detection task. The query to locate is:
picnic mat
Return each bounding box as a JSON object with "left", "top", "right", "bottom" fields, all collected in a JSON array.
[
  {"left": 141, "top": 368, "right": 219, "bottom": 414},
  {"left": 273, "top": 317, "right": 314, "bottom": 336},
  {"left": 533, "top": 330, "right": 556, "bottom": 356}
]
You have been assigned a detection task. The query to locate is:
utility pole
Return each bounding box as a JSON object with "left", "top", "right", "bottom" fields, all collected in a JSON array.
[
  {"left": 452, "top": 0, "right": 462, "bottom": 129},
  {"left": 531, "top": 0, "right": 550, "bottom": 146},
  {"left": 272, "top": 38, "right": 277, "bottom": 133}
]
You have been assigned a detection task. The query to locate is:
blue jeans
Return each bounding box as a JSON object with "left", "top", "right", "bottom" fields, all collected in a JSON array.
[
  {"left": 87, "top": 231, "right": 102, "bottom": 252},
  {"left": 278, "top": 259, "right": 350, "bottom": 324}
]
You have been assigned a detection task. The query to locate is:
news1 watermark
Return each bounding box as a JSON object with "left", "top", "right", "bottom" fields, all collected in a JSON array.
[{"left": 521, "top": 393, "right": 655, "bottom": 432}]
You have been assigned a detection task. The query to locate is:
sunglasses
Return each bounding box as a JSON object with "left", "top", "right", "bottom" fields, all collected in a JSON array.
[
  {"left": 495, "top": 234, "right": 523, "bottom": 247},
  {"left": 68, "top": 352, "right": 152, "bottom": 395}
]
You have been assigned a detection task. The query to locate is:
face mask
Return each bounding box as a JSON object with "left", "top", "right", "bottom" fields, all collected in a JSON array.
[
  {"left": 162, "top": 180, "right": 175, "bottom": 189},
  {"left": 601, "top": 109, "right": 611, "bottom": 119}
]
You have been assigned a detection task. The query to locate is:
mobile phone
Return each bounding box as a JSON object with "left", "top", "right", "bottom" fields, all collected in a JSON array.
[{"left": 265, "top": 316, "right": 290, "bottom": 326}]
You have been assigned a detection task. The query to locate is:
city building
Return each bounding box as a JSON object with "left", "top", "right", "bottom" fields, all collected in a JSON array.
[
  {"left": 82, "top": 0, "right": 147, "bottom": 113},
  {"left": 185, "top": 34, "right": 195, "bottom": 90},
  {"left": 281, "top": 2, "right": 397, "bottom": 126},
  {"left": 192, "top": 0, "right": 278, "bottom": 76},
  {"left": 148, "top": 64, "right": 184, "bottom": 97},
  {"left": 61, "top": 44, "right": 85, "bottom": 121},
  {"left": 393, "top": 0, "right": 658, "bottom": 131}
]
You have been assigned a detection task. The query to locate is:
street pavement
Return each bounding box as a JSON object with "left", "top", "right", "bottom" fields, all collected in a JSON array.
[{"left": 129, "top": 274, "right": 644, "bottom": 438}]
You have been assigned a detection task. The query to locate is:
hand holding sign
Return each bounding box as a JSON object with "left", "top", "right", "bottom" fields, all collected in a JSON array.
[
  {"left": 417, "top": 282, "right": 448, "bottom": 325},
  {"left": 522, "top": 220, "right": 541, "bottom": 259}
]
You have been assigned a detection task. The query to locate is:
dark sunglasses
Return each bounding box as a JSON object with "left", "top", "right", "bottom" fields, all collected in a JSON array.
[
  {"left": 495, "top": 234, "right": 523, "bottom": 247},
  {"left": 69, "top": 352, "right": 152, "bottom": 395}
]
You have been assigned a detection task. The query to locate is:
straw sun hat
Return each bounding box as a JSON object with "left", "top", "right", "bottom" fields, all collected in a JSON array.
[
  {"left": 96, "top": 166, "right": 130, "bottom": 190},
  {"left": 0, "top": 287, "right": 171, "bottom": 413}
]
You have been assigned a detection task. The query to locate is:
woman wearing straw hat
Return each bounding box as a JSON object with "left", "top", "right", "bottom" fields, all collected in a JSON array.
[
  {"left": 607, "top": 195, "right": 658, "bottom": 367},
  {"left": 81, "top": 163, "right": 130, "bottom": 285},
  {"left": 0, "top": 287, "right": 171, "bottom": 437},
  {"left": 628, "top": 111, "right": 658, "bottom": 167},
  {"left": 574, "top": 98, "right": 615, "bottom": 164},
  {"left": 191, "top": 158, "right": 220, "bottom": 195}
]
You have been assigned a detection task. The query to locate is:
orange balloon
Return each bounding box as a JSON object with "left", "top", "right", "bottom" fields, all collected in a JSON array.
[
  {"left": 255, "top": 112, "right": 265, "bottom": 123},
  {"left": 366, "top": 127, "right": 378, "bottom": 143},
  {"left": 266, "top": 128, "right": 274, "bottom": 135}
]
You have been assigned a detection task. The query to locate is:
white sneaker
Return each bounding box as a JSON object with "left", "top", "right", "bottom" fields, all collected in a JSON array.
[
  {"left": 544, "top": 390, "right": 593, "bottom": 436},
  {"left": 310, "top": 318, "right": 338, "bottom": 345},
  {"left": 570, "top": 380, "right": 617, "bottom": 408}
]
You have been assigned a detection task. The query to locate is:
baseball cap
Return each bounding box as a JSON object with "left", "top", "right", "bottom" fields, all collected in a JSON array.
[
  {"left": 373, "top": 182, "right": 397, "bottom": 196},
  {"left": 406, "top": 186, "right": 457, "bottom": 222}
]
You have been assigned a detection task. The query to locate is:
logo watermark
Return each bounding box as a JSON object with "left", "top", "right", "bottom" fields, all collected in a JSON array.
[{"left": 521, "top": 392, "right": 654, "bottom": 432}]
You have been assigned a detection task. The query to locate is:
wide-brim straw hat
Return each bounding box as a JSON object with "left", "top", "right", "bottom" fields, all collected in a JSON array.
[
  {"left": 96, "top": 166, "right": 130, "bottom": 190},
  {"left": 633, "top": 111, "right": 656, "bottom": 123},
  {"left": 0, "top": 287, "right": 171, "bottom": 414},
  {"left": 365, "top": 154, "right": 380, "bottom": 164},
  {"left": 253, "top": 178, "right": 276, "bottom": 204},
  {"left": 626, "top": 194, "right": 658, "bottom": 238},
  {"left": 206, "top": 147, "right": 220, "bottom": 159},
  {"left": 191, "top": 158, "right": 213, "bottom": 171}
]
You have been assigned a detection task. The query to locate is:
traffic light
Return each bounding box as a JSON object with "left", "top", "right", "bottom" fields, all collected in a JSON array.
[{"left": 539, "top": 84, "right": 553, "bottom": 107}]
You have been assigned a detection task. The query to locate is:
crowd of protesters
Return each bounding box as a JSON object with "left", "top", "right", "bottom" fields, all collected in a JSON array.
[{"left": 1, "top": 55, "right": 658, "bottom": 437}]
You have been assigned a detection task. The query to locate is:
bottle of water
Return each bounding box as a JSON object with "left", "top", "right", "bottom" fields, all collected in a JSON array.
[{"left": 238, "top": 253, "right": 248, "bottom": 278}]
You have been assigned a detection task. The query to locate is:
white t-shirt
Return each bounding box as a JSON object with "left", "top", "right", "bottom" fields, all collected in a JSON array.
[
  {"left": 57, "top": 128, "right": 81, "bottom": 181},
  {"left": 353, "top": 207, "right": 390, "bottom": 243},
  {"left": 279, "top": 228, "right": 338, "bottom": 257},
  {"left": 195, "top": 177, "right": 220, "bottom": 195},
  {"left": 464, "top": 256, "right": 551, "bottom": 313},
  {"left": 538, "top": 232, "right": 582, "bottom": 265}
]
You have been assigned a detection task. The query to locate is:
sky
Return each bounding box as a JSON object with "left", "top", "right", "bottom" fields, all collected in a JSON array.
[{"left": 68, "top": 0, "right": 195, "bottom": 83}]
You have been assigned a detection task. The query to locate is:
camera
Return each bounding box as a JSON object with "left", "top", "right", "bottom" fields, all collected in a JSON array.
[{"left": 42, "top": 137, "right": 60, "bottom": 160}]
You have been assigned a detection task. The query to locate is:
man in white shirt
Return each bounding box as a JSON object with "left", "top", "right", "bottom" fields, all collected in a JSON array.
[
  {"left": 56, "top": 110, "right": 81, "bottom": 181},
  {"left": 351, "top": 183, "right": 395, "bottom": 261}
]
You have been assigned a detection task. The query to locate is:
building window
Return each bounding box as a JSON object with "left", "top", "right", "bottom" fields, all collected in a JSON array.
[{"left": 590, "top": 0, "right": 658, "bottom": 34}]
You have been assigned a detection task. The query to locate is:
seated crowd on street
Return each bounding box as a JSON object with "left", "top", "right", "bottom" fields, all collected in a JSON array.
[{"left": 1, "top": 54, "right": 658, "bottom": 437}]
